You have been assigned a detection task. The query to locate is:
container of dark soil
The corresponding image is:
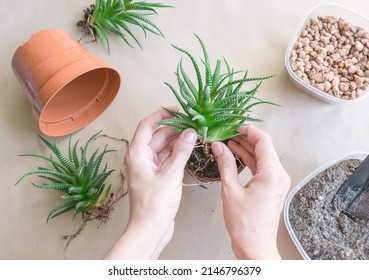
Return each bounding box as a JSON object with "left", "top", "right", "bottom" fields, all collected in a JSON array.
[
  {"left": 284, "top": 151, "right": 369, "bottom": 260},
  {"left": 12, "top": 28, "right": 120, "bottom": 137}
]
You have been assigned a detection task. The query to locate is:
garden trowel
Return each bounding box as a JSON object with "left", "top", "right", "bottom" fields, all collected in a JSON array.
[{"left": 339, "top": 154, "right": 369, "bottom": 220}]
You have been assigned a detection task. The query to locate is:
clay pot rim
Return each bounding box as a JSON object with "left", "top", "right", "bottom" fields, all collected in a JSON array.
[
  {"left": 37, "top": 58, "right": 120, "bottom": 136},
  {"left": 38, "top": 57, "right": 116, "bottom": 109}
]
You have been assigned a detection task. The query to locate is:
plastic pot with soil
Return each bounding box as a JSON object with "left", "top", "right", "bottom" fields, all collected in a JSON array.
[
  {"left": 12, "top": 28, "right": 120, "bottom": 137},
  {"left": 284, "top": 152, "right": 369, "bottom": 260}
]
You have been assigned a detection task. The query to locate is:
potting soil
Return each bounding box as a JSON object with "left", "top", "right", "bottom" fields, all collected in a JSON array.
[{"left": 289, "top": 159, "right": 369, "bottom": 260}]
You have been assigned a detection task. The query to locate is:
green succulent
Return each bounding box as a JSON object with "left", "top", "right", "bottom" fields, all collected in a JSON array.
[
  {"left": 77, "top": 0, "right": 172, "bottom": 52},
  {"left": 15, "top": 131, "right": 115, "bottom": 223},
  {"left": 159, "top": 34, "right": 276, "bottom": 143}
]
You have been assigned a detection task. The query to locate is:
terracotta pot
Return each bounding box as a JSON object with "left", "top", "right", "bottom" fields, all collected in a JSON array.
[
  {"left": 12, "top": 28, "right": 120, "bottom": 137},
  {"left": 185, "top": 141, "right": 246, "bottom": 183}
]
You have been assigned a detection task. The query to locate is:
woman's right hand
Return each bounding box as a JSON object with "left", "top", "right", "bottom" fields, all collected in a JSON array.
[{"left": 212, "top": 125, "right": 291, "bottom": 260}]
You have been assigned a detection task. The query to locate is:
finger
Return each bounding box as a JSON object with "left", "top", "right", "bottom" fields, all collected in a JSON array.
[
  {"left": 131, "top": 108, "right": 175, "bottom": 149},
  {"left": 149, "top": 126, "right": 179, "bottom": 154},
  {"left": 237, "top": 126, "right": 280, "bottom": 168},
  {"left": 231, "top": 132, "right": 255, "bottom": 157},
  {"left": 228, "top": 140, "right": 257, "bottom": 175},
  {"left": 236, "top": 126, "right": 269, "bottom": 149},
  {"left": 164, "top": 129, "right": 197, "bottom": 171},
  {"left": 212, "top": 142, "right": 240, "bottom": 187},
  {"left": 156, "top": 137, "right": 177, "bottom": 165}
]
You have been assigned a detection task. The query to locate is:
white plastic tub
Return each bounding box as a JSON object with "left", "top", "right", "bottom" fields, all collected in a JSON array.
[
  {"left": 285, "top": 2, "right": 369, "bottom": 104},
  {"left": 283, "top": 151, "right": 368, "bottom": 259}
]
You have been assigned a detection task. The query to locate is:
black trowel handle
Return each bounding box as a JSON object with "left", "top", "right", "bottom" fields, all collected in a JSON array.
[{"left": 339, "top": 154, "right": 369, "bottom": 207}]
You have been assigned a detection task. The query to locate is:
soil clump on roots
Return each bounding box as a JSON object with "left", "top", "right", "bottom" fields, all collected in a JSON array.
[
  {"left": 76, "top": 4, "right": 97, "bottom": 42},
  {"left": 186, "top": 142, "right": 244, "bottom": 182}
]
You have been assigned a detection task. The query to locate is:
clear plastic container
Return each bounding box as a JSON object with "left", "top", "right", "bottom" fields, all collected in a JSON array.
[
  {"left": 283, "top": 151, "right": 368, "bottom": 259},
  {"left": 285, "top": 2, "right": 369, "bottom": 104}
]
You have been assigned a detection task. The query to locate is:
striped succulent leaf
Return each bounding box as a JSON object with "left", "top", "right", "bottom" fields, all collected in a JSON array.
[
  {"left": 159, "top": 34, "right": 277, "bottom": 143},
  {"left": 15, "top": 131, "right": 115, "bottom": 223}
]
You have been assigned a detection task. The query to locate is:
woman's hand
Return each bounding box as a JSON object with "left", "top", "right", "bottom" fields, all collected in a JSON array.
[
  {"left": 212, "top": 125, "right": 291, "bottom": 260},
  {"left": 105, "top": 108, "right": 196, "bottom": 259}
]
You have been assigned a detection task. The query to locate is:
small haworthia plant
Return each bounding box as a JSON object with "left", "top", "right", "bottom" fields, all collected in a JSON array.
[
  {"left": 159, "top": 34, "right": 276, "bottom": 144},
  {"left": 15, "top": 131, "right": 115, "bottom": 223},
  {"left": 77, "top": 0, "right": 172, "bottom": 52}
]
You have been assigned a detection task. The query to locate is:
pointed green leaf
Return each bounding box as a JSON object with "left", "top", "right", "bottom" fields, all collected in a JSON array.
[
  {"left": 194, "top": 34, "right": 212, "bottom": 86},
  {"left": 212, "top": 59, "right": 221, "bottom": 90},
  {"left": 159, "top": 117, "right": 198, "bottom": 128},
  {"left": 164, "top": 82, "right": 190, "bottom": 115},
  {"left": 47, "top": 201, "right": 76, "bottom": 223},
  {"left": 32, "top": 183, "right": 77, "bottom": 191},
  {"left": 15, "top": 169, "right": 74, "bottom": 186},
  {"left": 18, "top": 154, "right": 69, "bottom": 174},
  {"left": 179, "top": 59, "right": 198, "bottom": 101},
  {"left": 161, "top": 107, "right": 189, "bottom": 119},
  {"left": 38, "top": 135, "right": 75, "bottom": 174},
  {"left": 172, "top": 44, "right": 203, "bottom": 99}
]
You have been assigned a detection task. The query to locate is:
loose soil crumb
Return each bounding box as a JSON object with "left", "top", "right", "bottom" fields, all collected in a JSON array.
[{"left": 289, "top": 159, "right": 369, "bottom": 260}]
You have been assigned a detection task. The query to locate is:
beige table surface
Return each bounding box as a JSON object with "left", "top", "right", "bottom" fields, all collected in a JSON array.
[{"left": 2, "top": 0, "right": 369, "bottom": 260}]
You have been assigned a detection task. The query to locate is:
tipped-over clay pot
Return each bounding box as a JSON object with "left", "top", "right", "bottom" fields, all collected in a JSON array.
[{"left": 12, "top": 28, "right": 120, "bottom": 137}]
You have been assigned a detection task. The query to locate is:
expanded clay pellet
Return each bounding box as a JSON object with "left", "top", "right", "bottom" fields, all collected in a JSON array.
[{"left": 290, "top": 16, "right": 369, "bottom": 100}]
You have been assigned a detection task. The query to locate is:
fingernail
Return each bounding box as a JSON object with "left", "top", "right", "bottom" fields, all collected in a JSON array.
[
  {"left": 183, "top": 129, "right": 197, "bottom": 144},
  {"left": 212, "top": 142, "right": 223, "bottom": 158}
]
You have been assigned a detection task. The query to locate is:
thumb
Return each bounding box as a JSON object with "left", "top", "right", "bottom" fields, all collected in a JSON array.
[
  {"left": 212, "top": 142, "right": 240, "bottom": 187},
  {"left": 166, "top": 129, "right": 197, "bottom": 170}
]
